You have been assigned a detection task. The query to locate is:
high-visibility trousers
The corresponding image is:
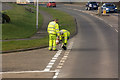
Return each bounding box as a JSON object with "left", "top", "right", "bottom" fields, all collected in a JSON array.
[
  {"left": 49, "top": 34, "right": 56, "bottom": 50},
  {"left": 61, "top": 36, "right": 70, "bottom": 45}
]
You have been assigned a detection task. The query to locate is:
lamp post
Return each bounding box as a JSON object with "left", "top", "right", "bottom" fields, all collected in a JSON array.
[{"left": 36, "top": 0, "right": 39, "bottom": 30}]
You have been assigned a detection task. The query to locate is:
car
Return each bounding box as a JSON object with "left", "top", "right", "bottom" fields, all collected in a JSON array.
[
  {"left": 86, "top": 1, "right": 99, "bottom": 10},
  {"left": 101, "top": 3, "right": 117, "bottom": 13},
  {"left": 47, "top": 2, "right": 56, "bottom": 7}
]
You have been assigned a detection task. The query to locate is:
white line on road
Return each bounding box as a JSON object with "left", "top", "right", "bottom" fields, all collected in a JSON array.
[
  {"left": 44, "top": 50, "right": 62, "bottom": 72},
  {"left": 1, "top": 70, "right": 56, "bottom": 74},
  {"left": 53, "top": 69, "right": 60, "bottom": 79},
  {"left": 73, "top": 9, "right": 78, "bottom": 11},
  {"left": 53, "top": 39, "right": 74, "bottom": 79},
  {"left": 70, "top": 8, "right": 119, "bottom": 33},
  {"left": 115, "top": 29, "right": 118, "bottom": 32}
]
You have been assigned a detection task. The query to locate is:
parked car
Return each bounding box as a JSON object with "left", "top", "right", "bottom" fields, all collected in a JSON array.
[
  {"left": 47, "top": 2, "right": 56, "bottom": 7},
  {"left": 101, "top": 3, "right": 117, "bottom": 13},
  {"left": 86, "top": 1, "right": 99, "bottom": 10}
]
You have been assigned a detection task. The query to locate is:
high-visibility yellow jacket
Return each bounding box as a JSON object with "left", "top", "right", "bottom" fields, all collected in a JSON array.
[
  {"left": 60, "top": 29, "right": 70, "bottom": 44},
  {"left": 47, "top": 21, "right": 60, "bottom": 36}
]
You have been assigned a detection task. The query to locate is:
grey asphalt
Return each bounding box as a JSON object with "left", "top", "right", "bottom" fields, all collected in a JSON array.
[
  {"left": 2, "top": 48, "right": 62, "bottom": 78},
  {"left": 3, "top": 72, "right": 55, "bottom": 78},
  {"left": 63, "top": 4, "right": 119, "bottom": 31},
  {"left": 55, "top": 4, "right": 118, "bottom": 78},
  {"left": 2, "top": 4, "right": 118, "bottom": 79},
  {"left": 2, "top": 48, "right": 56, "bottom": 72}
]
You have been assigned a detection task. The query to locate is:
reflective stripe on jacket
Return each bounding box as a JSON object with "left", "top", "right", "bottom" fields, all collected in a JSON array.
[{"left": 47, "top": 21, "right": 60, "bottom": 36}]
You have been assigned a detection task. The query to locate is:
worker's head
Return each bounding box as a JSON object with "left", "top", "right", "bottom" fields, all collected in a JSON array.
[{"left": 54, "top": 19, "right": 59, "bottom": 23}]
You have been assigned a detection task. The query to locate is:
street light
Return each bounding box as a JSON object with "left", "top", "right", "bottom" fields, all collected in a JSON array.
[{"left": 36, "top": 0, "right": 39, "bottom": 30}]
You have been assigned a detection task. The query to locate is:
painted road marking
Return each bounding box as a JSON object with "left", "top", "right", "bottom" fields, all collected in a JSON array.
[
  {"left": 53, "top": 39, "right": 74, "bottom": 79},
  {"left": 73, "top": 8, "right": 119, "bottom": 33},
  {"left": 53, "top": 69, "right": 60, "bottom": 78},
  {"left": 2, "top": 40, "right": 73, "bottom": 78},
  {"left": 67, "top": 7, "right": 118, "bottom": 33},
  {"left": 115, "top": 29, "right": 118, "bottom": 32},
  {"left": 1, "top": 70, "right": 56, "bottom": 74},
  {"left": 44, "top": 50, "right": 62, "bottom": 72}
]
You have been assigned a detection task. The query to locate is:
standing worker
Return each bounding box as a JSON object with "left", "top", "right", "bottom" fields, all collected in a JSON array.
[
  {"left": 47, "top": 19, "right": 60, "bottom": 51},
  {"left": 59, "top": 29, "right": 70, "bottom": 50}
]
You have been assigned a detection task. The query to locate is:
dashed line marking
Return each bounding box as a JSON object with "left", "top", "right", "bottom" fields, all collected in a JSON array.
[
  {"left": 69, "top": 8, "right": 118, "bottom": 33},
  {"left": 115, "top": 29, "right": 118, "bottom": 32},
  {"left": 76, "top": 9, "right": 119, "bottom": 33},
  {"left": 44, "top": 50, "right": 62, "bottom": 72},
  {"left": 2, "top": 49, "right": 63, "bottom": 75},
  {"left": 53, "top": 40, "right": 74, "bottom": 79}
]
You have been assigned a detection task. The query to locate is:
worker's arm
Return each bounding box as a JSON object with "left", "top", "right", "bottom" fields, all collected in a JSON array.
[{"left": 55, "top": 23, "right": 60, "bottom": 37}]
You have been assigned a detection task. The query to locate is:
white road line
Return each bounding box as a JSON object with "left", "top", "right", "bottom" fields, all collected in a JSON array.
[
  {"left": 1, "top": 70, "right": 56, "bottom": 74},
  {"left": 2, "top": 49, "right": 63, "bottom": 75},
  {"left": 44, "top": 50, "right": 62, "bottom": 72},
  {"left": 53, "top": 40, "right": 74, "bottom": 79},
  {"left": 115, "top": 29, "right": 118, "bottom": 32},
  {"left": 77, "top": 9, "right": 119, "bottom": 33},
  {"left": 73, "top": 9, "right": 78, "bottom": 11},
  {"left": 53, "top": 70, "right": 60, "bottom": 79},
  {"left": 71, "top": 8, "right": 119, "bottom": 33}
]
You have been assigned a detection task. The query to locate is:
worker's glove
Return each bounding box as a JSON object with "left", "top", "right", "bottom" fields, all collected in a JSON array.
[{"left": 64, "top": 43, "right": 67, "bottom": 45}]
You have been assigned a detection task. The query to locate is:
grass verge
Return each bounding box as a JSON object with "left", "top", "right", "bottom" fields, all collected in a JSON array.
[
  {"left": 2, "top": 36, "right": 48, "bottom": 51},
  {"left": 40, "top": 7, "right": 76, "bottom": 35},
  {"left": 2, "top": 5, "right": 76, "bottom": 52},
  {"left": 2, "top": 3, "right": 43, "bottom": 40}
]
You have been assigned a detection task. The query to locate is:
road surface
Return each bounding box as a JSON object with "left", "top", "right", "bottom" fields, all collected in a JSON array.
[
  {"left": 2, "top": 4, "right": 118, "bottom": 79},
  {"left": 55, "top": 4, "right": 118, "bottom": 78}
]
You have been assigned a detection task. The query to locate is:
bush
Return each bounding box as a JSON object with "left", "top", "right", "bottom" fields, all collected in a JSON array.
[{"left": 2, "top": 13, "right": 11, "bottom": 23}]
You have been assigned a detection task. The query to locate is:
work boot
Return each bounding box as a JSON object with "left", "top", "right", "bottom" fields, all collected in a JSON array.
[
  {"left": 62, "top": 45, "right": 67, "bottom": 50},
  {"left": 49, "top": 48, "right": 52, "bottom": 51},
  {"left": 53, "top": 49, "right": 58, "bottom": 51}
]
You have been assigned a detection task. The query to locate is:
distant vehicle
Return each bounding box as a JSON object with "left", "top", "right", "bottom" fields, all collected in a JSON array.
[
  {"left": 101, "top": 3, "right": 117, "bottom": 13},
  {"left": 47, "top": 2, "right": 56, "bottom": 7},
  {"left": 86, "top": 1, "right": 99, "bottom": 10}
]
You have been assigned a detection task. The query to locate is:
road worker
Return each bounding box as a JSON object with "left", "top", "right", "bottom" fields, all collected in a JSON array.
[
  {"left": 47, "top": 19, "right": 60, "bottom": 51},
  {"left": 59, "top": 29, "right": 70, "bottom": 50}
]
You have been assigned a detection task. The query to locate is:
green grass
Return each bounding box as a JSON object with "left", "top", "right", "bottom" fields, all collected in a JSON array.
[
  {"left": 2, "top": 3, "right": 43, "bottom": 40},
  {"left": 40, "top": 7, "right": 76, "bottom": 35},
  {"left": 2, "top": 36, "right": 48, "bottom": 51},
  {"left": 2, "top": 5, "right": 76, "bottom": 52}
]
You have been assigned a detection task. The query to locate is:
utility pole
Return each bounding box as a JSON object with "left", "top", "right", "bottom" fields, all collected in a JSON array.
[
  {"left": 36, "top": 0, "right": 39, "bottom": 30},
  {"left": 101, "top": 0, "right": 102, "bottom": 6}
]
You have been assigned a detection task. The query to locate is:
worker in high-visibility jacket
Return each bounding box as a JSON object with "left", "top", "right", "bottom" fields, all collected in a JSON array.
[
  {"left": 59, "top": 29, "right": 70, "bottom": 50},
  {"left": 47, "top": 19, "right": 60, "bottom": 51}
]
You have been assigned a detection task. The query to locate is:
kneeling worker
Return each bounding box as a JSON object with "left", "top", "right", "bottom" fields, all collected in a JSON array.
[{"left": 59, "top": 29, "right": 70, "bottom": 50}]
